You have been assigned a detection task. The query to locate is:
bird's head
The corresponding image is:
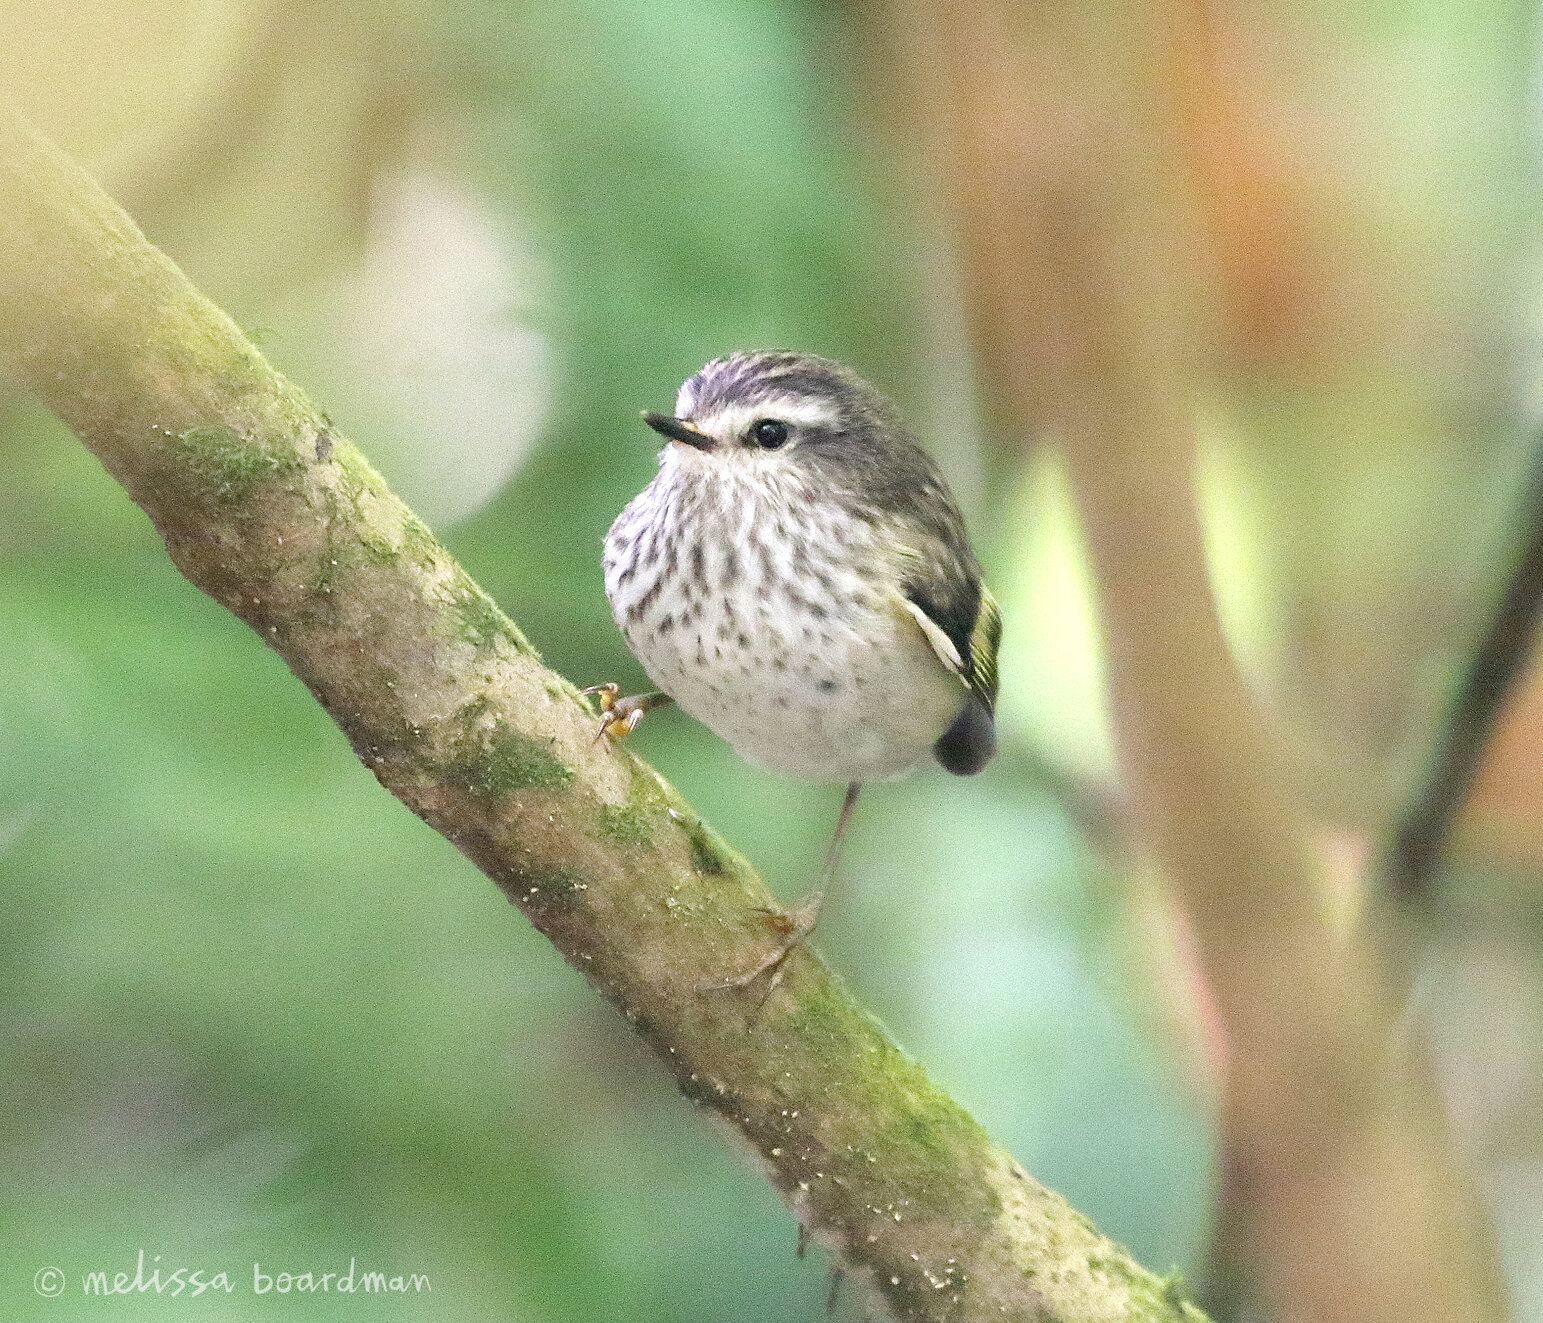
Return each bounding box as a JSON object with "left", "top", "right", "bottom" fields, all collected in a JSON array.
[{"left": 641, "top": 351, "right": 912, "bottom": 482}]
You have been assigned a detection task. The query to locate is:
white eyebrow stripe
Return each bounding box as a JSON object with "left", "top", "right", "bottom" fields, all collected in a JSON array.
[{"left": 694, "top": 396, "right": 839, "bottom": 441}]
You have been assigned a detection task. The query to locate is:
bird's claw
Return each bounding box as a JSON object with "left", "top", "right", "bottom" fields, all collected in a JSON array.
[
  {"left": 582, "top": 684, "right": 669, "bottom": 744},
  {"left": 582, "top": 683, "right": 628, "bottom": 742}
]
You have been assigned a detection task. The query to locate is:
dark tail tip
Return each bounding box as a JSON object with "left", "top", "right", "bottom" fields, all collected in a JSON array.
[{"left": 934, "top": 695, "right": 996, "bottom": 776}]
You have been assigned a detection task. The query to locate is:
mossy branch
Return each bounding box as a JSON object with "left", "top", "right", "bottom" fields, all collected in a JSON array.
[{"left": 0, "top": 109, "right": 1206, "bottom": 1323}]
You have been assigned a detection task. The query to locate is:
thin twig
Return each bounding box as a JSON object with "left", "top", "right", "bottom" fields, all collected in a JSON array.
[{"left": 1385, "top": 437, "right": 1543, "bottom": 901}]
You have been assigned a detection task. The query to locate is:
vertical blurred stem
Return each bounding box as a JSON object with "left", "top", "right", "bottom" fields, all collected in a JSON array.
[{"left": 865, "top": 0, "right": 1511, "bottom": 1319}]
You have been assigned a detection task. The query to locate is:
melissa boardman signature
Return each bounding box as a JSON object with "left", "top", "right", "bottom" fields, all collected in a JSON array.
[{"left": 34, "top": 1250, "right": 431, "bottom": 1299}]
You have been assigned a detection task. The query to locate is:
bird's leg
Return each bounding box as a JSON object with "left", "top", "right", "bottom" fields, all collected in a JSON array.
[
  {"left": 581, "top": 683, "right": 674, "bottom": 743},
  {"left": 718, "top": 782, "right": 862, "bottom": 997}
]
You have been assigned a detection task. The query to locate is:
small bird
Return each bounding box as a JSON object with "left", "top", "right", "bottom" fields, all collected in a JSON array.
[{"left": 593, "top": 351, "right": 1001, "bottom": 986}]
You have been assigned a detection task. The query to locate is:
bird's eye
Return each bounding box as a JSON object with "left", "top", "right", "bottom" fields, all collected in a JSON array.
[{"left": 751, "top": 419, "right": 789, "bottom": 450}]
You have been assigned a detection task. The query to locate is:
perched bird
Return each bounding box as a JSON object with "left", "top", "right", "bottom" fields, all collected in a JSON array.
[{"left": 593, "top": 351, "right": 1001, "bottom": 986}]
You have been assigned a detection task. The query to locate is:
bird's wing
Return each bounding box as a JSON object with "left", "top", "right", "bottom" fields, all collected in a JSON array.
[{"left": 899, "top": 569, "right": 1001, "bottom": 713}]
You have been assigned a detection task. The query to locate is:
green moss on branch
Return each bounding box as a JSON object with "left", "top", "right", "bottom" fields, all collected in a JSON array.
[
  {"left": 178, "top": 421, "right": 302, "bottom": 503},
  {"left": 443, "top": 722, "right": 574, "bottom": 798}
]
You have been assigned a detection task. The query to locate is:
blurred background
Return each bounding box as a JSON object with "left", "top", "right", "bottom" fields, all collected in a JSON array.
[{"left": 1, "top": 0, "right": 1541, "bottom": 1318}]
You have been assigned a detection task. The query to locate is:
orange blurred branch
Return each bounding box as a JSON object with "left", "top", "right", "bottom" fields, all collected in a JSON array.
[{"left": 865, "top": 0, "right": 1512, "bottom": 1318}]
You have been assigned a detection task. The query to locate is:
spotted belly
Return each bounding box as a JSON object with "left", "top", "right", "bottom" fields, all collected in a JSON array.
[{"left": 604, "top": 508, "right": 964, "bottom": 783}]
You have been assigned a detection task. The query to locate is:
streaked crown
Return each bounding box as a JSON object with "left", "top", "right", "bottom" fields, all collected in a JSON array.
[{"left": 676, "top": 351, "right": 888, "bottom": 434}]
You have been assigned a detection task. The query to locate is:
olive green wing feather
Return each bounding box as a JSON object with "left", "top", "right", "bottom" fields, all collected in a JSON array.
[{"left": 964, "top": 585, "right": 1002, "bottom": 709}]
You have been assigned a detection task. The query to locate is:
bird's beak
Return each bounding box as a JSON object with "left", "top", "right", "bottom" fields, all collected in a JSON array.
[{"left": 642, "top": 411, "right": 715, "bottom": 451}]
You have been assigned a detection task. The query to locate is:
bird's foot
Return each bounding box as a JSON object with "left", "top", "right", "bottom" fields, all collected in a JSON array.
[
  {"left": 707, "top": 890, "right": 825, "bottom": 1007},
  {"left": 581, "top": 684, "right": 673, "bottom": 743}
]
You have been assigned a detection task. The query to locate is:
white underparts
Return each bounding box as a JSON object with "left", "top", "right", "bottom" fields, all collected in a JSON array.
[{"left": 603, "top": 462, "right": 965, "bottom": 783}]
